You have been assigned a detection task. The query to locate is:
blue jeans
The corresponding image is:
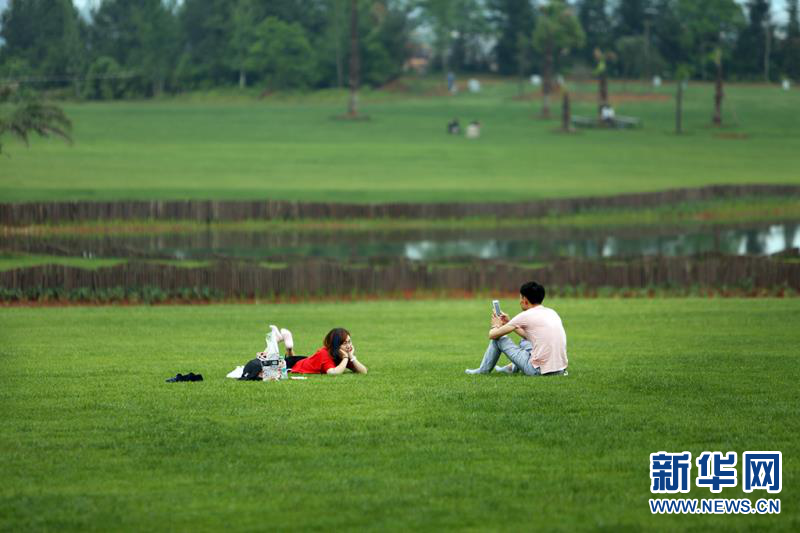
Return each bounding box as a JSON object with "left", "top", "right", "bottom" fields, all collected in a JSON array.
[{"left": 476, "top": 336, "right": 540, "bottom": 376}]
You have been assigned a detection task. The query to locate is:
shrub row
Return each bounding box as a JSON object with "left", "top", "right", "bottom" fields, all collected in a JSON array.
[
  {"left": 0, "top": 286, "right": 224, "bottom": 304},
  {"left": 1, "top": 284, "right": 796, "bottom": 305}
]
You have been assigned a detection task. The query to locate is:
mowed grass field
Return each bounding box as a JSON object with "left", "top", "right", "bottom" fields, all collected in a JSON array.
[
  {"left": 1, "top": 80, "right": 799, "bottom": 203},
  {"left": 1, "top": 298, "right": 798, "bottom": 531}
]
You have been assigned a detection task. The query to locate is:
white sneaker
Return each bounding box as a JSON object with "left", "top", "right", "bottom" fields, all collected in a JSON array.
[
  {"left": 269, "top": 325, "right": 284, "bottom": 343},
  {"left": 280, "top": 328, "right": 294, "bottom": 350}
]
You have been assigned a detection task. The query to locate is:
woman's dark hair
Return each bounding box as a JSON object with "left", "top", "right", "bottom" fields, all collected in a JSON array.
[
  {"left": 520, "top": 281, "right": 545, "bottom": 304},
  {"left": 323, "top": 327, "right": 351, "bottom": 364}
]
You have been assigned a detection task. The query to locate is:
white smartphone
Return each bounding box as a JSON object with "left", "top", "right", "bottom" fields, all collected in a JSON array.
[{"left": 492, "top": 299, "right": 502, "bottom": 316}]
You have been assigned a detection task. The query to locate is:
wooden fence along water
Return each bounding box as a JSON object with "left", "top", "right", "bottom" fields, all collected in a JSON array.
[
  {"left": 2, "top": 257, "right": 798, "bottom": 299},
  {"left": 3, "top": 184, "right": 800, "bottom": 226},
  {"left": 4, "top": 222, "right": 791, "bottom": 260}
]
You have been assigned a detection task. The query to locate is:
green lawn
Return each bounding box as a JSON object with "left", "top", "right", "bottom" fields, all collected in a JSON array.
[
  {"left": 1, "top": 80, "right": 799, "bottom": 203},
  {"left": 1, "top": 298, "right": 797, "bottom": 531}
]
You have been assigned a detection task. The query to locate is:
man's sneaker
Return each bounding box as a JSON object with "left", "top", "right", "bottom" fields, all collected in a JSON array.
[{"left": 465, "top": 368, "right": 488, "bottom": 375}]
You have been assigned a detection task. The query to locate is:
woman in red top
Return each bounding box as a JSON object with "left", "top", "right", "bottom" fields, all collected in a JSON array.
[{"left": 287, "top": 328, "right": 368, "bottom": 375}]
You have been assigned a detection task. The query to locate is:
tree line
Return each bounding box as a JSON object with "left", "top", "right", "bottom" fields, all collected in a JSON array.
[{"left": 1, "top": 0, "right": 799, "bottom": 100}]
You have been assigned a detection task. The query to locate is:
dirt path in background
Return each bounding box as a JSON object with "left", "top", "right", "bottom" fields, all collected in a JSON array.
[{"left": 512, "top": 90, "right": 670, "bottom": 103}]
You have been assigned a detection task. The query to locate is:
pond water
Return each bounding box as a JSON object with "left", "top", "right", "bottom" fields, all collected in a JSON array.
[{"left": 3, "top": 222, "right": 798, "bottom": 264}]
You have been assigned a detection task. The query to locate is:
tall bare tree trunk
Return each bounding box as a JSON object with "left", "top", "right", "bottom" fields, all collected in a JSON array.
[
  {"left": 239, "top": 70, "right": 247, "bottom": 89},
  {"left": 712, "top": 57, "right": 723, "bottom": 126},
  {"left": 347, "top": 0, "right": 360, "bottom": 117},
  {"left": 541, "top": 43, "right": 553, "bottom": 118},
  {"left": 561, "top": 91, "right": 572, "bottom": 132},
  {"left": 598, "top": 71, "right": 608, "bottom": 117}
]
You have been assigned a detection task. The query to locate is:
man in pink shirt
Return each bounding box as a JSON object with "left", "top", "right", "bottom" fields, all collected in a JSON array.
[{"left": 466, "top": 281, "right": 568, "bottom": 376}]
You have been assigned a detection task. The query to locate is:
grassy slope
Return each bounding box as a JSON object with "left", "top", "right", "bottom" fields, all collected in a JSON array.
[
  {"left": 1, "top": 298, "right": 798, "bottom": 531},
  {"left": 0, "top": 252, "right": 126, "bottom": 271},
  {"left": 7, "top": 196, "right": 800, "bottom": 233},
  {"left": 1, "top": 81, "right": 799, "bottom": 203},
  {"left": 0, "top": 253, "right": 210, "bottom": 271}
]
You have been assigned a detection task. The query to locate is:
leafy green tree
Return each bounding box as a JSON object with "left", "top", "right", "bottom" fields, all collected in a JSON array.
[
  {"left": 246, "top": 17, "right": 318, "bottom": 91},
  {"left": 90, "top": 0, "right": 179, "bottom": 96},
  {"left": 615, "top": 34, "right": 665, "bottom": 78},
  {"left": 532, "top": 0, "right": 585, "bottom": 118},
  {"left": 489, "top": 0, "right": 537, "bottom": 75},
  {"left": 650, "top": 0, "right": 687, "bottom": 75},
  {"left": 613, "top": 0, "right": 650, "bottom": 38},
  {"left": 780, "top": 0, "right": 800, "bottom": 80},
  {"left": 417, "top": 0, "right": 489, "bottom": 73},
  {"left": 0, "top": 0, "right": 85, "bottom": 94},
  {"left": 515, "top": 31, "right": 531, "bottom": 94},
  {"left": 0, "top": 57, "right": 32, "bottom": 81},
  {"left": 0, "top": 86, "right": 71, "bottom": 154},
  {"left": 178, "top": 0, "right": 235, "bottom": 87},
  {"left": 577, "top": 0, "right": 611, "bottom": 63},
  {"left": 734, "top": 0, "right": 773, "bottom": 79},
  {"left": 347, "top": 0, "right": 360, "bottom": 116},
  {"left": 256, "top": 0, "right": 331, "bottom": 85},
  {"left": 360, "top": 2, "right": 411, "bottom": 86},
  {"left": 319, "top": 0, "right": 348, "bottom": 88},
  {"left": 614, "top": 0, "right": 671, "bottom": 78},
  {"left": 331, "top": 1, "right": 412, "bottom": 91},
  {"left": 229, "top": 0, "right": 259, "bottom": 89},
  {"left": 664, "top": 0, "right": 743, "bottom": 81},
  {"left": 661, "top": 0, "right": 742, "bottom": 123},
  {"left": 259, "top": 0, "right": 329, "bottom": 37},
  {"left": 82, "top": 56, "right": 126, "bottom": 100},
  {"left": 134, "top": 0, "right": 180, "bottom": 96},
  {"left": 417, "top": 0, "right": 458, "bottom": 72},
  {"left": 789, "top": 0, "right": 800, "bottom": 37},
  {"left": 449, "top": 4, "right": 493, "bottom": 72}
]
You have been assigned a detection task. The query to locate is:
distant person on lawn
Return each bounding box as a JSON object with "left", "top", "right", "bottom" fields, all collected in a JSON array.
[
  {"left": 466, "top": 120, "right": 481, "bottom": 139},
  {"left": 447, "top": 117, "right": 461, "bottom": 134},
  {"left": 466, "top": 281, "right": 568, "bottom": 376}
]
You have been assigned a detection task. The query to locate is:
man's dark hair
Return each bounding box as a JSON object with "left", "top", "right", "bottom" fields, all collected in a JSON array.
[{"left": 520, "top": 281, "right": 545, "bottom": 304}]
